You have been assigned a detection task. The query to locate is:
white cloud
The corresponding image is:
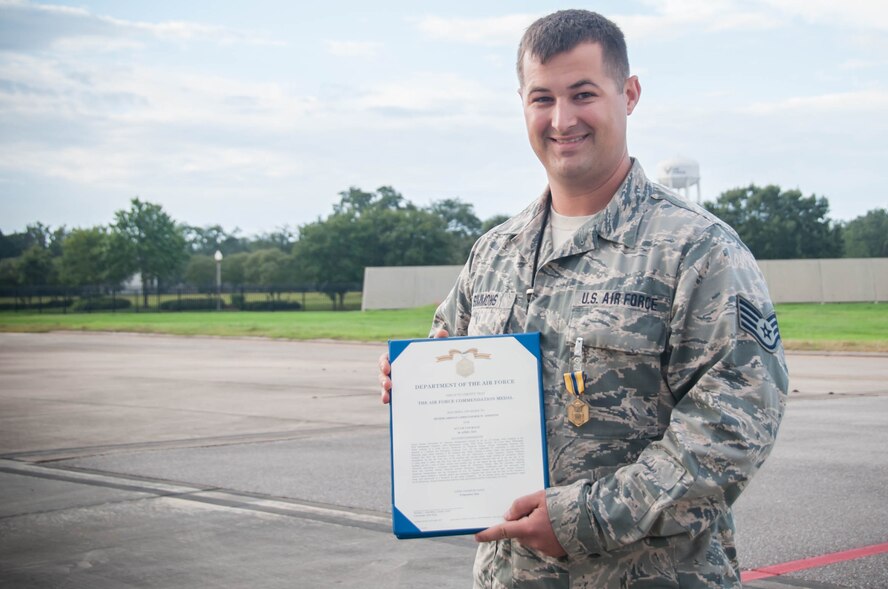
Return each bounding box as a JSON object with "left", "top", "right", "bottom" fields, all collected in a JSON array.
[
  {"left": 761, "top": 0, "right": 888, "bottom": 31},
  {"left": 350, "top": 72, "right": 515, "bottom": 126},
  {"left": 413, "top": 5, "right": 779, "bottom": 48},
  {"left": 0, "top": 0, "right": 283, "bottom": 51},
  {"left": 740, "top": 90, "right": 888, "bottom": 115},
  {"left": 625, "top": 0, "right": 888, "bottom": 37},
  {"left": 413, "top": 0, "right": 885, "bottom": 48},
  {"left": 839, "top": 58, "right": 886, "bottom": 70},
  {"left": 413, "top": 2, "right": 887, "bottom": 53},
  {"left": 0, "top": 46, "right": 522, "bottom": 202},
  {"left": 414, "top": 14, "right": 537, "bottom": 46},
  {"left": 616, "top": 0, "right": 779, "bottom": 40},
  {"left": 121, "top": 18, "right": 284, "bottom": 46},
  {"left": 325, "top": 40, "right": 382, "bottom": 58}
]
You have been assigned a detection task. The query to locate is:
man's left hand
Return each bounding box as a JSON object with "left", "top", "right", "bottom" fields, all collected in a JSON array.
[{"left": 474, "top": 490, "right": 567, "bottom": 558}]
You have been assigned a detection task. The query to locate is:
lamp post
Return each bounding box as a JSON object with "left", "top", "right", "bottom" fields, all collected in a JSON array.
[{"left": 214, "top": 250, "right": 223, "bottom": 311}]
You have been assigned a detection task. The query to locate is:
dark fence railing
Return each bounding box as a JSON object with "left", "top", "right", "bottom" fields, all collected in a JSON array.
[{"left": 0, "top": 283, "right": 362, "bottom": 313}]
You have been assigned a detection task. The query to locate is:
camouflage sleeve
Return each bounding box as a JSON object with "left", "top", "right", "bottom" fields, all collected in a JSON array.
[
  {"left": 430, "top": 247, "right": 475, "bottom": 338},
  {"left": 547, "top": 225, "right": 789, "bottom": 558}
]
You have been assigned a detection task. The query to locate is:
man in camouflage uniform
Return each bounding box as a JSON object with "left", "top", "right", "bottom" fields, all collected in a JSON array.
[{"left": 379, "top": 9, "right": 787, "bottom": 588}]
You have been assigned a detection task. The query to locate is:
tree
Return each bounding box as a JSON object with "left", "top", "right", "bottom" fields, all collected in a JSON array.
[
  {"left": 17, "top": 245, "right": 56, "bottom": 287},
  {"left": 244, "top": 249, "right": 299, "bottom": 288},
  {"left": 0, "top": 223, "right": 67, "bottom": 261},
  {"left": 0, "top": 258, "right": 20, "bottom": 288},
  {"left": 296, "top": 214, "right": 364, "bottom": 309},
  {"left": 250, "top": 226, "right": 297, "bottom": 252},
  {"left": 334, "top": 186, "right": 405, "bottom": 215},
  {"left": 843, "top": 209, "right": 888, "bottom": 258},
  {"left": 183, "top": 224, "right": 249, "bottom": 256},
  {"left": 481, "top": 214, "right": 511, "bottom": 233},
  {"left": 184, "top": 255, "right": 216, "bottom": 290},
  {"left": 103, "top": 231, "right": 137, "bottom": 289},
  {"left": 298, "top": 186, "right": 471, "bottom": 307},
  {"left": 375, "top": 208, "right": 455, "bottom": 266},
  {"left": 704, "top": 185, "right": 843, "bottom": 259},
  {"left": 428, "top": 198, "right": 482, "bottom": 259},
  {"left": 59, "top": 227, "right": 108, "bottom": 287},
  {"left": 222, "top": 252, "right": 250, "bottom": 287},
  {"left": 112, "top": 198, "right": 188, "bottom": 305},
  {"left": 0, "top": 231, "right": 18, "bottom": 260},
  {"left": 27, "top": 222, "right": 68, "bottom": 257}
]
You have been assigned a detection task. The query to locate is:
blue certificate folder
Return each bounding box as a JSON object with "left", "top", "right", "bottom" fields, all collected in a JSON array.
[{"left": 388, "top": 332, "right": 548, "bottom": 539}]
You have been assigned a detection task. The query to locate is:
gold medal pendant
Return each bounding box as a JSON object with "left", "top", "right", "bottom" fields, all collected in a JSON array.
[
  {"left": 567, "top": 398, "right": 590, "bottom": 427},
  {"left": 564, "top": 369, "right": 590, "bottom": 427}
]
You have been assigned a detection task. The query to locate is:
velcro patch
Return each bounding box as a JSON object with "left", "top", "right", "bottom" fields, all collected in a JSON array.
[
  {"left": 737, "top": 295, "right": 780, "bottom": 353},
  {"left": 574, "top": 290, "right": 661, "bottom": 312},
  {"left": 471, "top": 291, "right": 513, "bottom": 309}
]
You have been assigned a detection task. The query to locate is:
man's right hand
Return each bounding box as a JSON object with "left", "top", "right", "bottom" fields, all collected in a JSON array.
[{"left": 378, "top": 328, "right": 448, "bottom": 404}]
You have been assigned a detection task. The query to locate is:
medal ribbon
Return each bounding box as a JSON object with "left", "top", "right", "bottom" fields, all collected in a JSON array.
[{"left": 563, "top": 370, "right": 586, "bottom": 396}]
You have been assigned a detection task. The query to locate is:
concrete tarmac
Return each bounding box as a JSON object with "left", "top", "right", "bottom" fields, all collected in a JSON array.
[{"left": 0, "top": 332, "right": 886, "bottom": 588}]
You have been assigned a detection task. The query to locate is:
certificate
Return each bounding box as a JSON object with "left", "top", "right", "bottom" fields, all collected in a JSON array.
[{"left": 388, "top": 332, "right": 548, "bottom": 539}]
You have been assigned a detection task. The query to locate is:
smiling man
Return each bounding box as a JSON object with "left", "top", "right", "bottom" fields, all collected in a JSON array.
[{"left": 379, "top": 9, "right": 788, "bottom": 588}]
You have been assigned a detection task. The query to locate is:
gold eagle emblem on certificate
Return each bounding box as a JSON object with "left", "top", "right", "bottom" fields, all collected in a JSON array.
[{"left": 435, "top": 348, "right": 492, "bottom": 378}]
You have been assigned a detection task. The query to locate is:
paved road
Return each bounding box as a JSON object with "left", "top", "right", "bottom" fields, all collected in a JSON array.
[{"left": 0, "top": 332, "right": 886, "bottom": 588}]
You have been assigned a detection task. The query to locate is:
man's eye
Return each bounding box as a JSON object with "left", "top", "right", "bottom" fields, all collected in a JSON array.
[
  {"left": 575, "top": 92, "right": 596, "bottom": 100},
  {"left": 532, "top": 96, "right": 553, "bottom": 104}
]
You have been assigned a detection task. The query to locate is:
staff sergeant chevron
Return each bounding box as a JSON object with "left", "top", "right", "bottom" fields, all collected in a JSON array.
[{"left": 737, "top": 295, "right": 781, "bottom": 353}]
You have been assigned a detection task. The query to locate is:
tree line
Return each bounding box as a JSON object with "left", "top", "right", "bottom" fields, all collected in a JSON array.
[
  {"left": 0, "top": 187, "right": 509, "bottom": 308},
  {"left": 1, "top": 184, "right": 885, "bottom": 308}
]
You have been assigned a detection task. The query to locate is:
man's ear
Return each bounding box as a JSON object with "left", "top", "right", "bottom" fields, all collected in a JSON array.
[{"left": 625, "top": 75, "right": 641, "bottom": 115}]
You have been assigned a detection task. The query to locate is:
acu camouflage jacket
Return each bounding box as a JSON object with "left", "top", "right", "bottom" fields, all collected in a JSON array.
[{"left": 431, "top": 161, "right": 789, "bottom": 588}]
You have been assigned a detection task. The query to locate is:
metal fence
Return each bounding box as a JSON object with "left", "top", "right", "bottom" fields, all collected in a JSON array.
[{"left": 0, "top": 284, "right": 363, "bottom": 313}]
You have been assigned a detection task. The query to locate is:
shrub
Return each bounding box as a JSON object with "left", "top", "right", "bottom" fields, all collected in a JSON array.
[
  {"left": 158, "top": 298, "right": 220, "bottom": 311},
  {"left": 71, "top": 296, "right": 132, "bottom": 312},
  {"left": 0, "top": 298, "right": 74, "bottom": 311},
  {"left": 240, "top": 299, "right": 302, "bottom": 311}
]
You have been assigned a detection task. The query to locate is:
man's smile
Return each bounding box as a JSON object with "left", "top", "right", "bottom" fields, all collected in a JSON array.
[{"left": 550, "top": 134, "right": 588, "bottom": 145}]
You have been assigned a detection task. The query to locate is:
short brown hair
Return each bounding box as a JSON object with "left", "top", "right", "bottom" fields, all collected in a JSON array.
[{"left": 517, "top": 9, "right": 630, "bottom": 88}]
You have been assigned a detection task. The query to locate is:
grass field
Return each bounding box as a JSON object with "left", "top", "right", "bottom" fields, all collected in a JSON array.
[
  {"left": 0, "top": 291, "right": 363, "bottom": 312},
  {"left": 773, "top": 303, "right": 888, "bottom": 351},
  {"left": 0, "top": 302, "right": 885, "bottom": 351},
  {"left": 0, "top": 305, "right": 436, "bottom": 342}
]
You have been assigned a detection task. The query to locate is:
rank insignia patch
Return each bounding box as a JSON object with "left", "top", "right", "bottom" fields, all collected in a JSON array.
[{"left": 737, "top": 295, "right": 781, "bottom": 353}]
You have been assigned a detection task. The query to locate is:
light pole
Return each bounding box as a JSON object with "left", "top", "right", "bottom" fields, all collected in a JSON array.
[{"left": 214, "top": 250, "right": 223, "bottom": 311}]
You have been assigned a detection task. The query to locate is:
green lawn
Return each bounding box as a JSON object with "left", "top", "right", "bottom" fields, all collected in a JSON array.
[
  {"left": 774, "top": 303, "right": 888, "bottom": 351},
  {"left": 0, "top": 305, "right": 437, "bottom": 342},
  {"left": 0, "top": 302, "right": 885, "bottom": 351},
  {"left": 0, "top": 291, "right": 363, "bottom": 312}
]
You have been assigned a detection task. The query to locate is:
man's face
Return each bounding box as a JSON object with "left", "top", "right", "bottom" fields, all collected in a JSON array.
[{"left": 520, "top": 42, "right": 639, "bottom": 191}]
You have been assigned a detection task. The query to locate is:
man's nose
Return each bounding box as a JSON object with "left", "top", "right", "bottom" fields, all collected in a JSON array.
[{"left": 551, "top": 100, "right": 577, "bottom": 133}]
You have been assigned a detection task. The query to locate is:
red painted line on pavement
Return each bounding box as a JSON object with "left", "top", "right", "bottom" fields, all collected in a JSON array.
[{"left": 741, "top": 541, "right": 888, "bottom": 581}]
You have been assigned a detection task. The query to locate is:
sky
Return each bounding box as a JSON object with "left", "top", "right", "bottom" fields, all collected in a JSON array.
[{"left": 1, "top": 0, "right": 887, "bottom": 237}]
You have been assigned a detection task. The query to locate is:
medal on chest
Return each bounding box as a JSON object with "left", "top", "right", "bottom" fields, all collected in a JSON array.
[
  {"left": 563, "top": 369, "right": 590, "bottom": 427},
  {"left": 564, "top": 337, "right": 590, "bottom": 427}
]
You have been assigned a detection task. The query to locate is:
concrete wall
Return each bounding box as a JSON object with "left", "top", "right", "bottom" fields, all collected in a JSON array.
[
  {"left": 361, "top": 265, "right": 463, "bottom": 311},
  {"left": 759, "top": 258, "right": 888, "bottom": 303},
  {"left": 363, "top": 258, "right": 887, "bottom": 309}
]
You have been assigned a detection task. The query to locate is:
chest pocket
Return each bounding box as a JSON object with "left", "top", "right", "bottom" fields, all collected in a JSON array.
[
  {"left": 568, "top": 302, "right": 669, "bottom": 439},
  {"left": 467, "top": 292, "right": 517, "bottom": 336}
]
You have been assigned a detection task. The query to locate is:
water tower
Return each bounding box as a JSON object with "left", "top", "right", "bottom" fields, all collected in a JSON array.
[{"left": 656, "top": 157, "right": 701, "bottom": 203}]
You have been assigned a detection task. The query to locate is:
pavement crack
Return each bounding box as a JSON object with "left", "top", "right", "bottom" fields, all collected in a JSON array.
[
  {"left": 1, "top": 424, "right": 386, "bottom": 463},
  {"left": 0, "top": 461, "right": 397, "bottom": 536}
]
